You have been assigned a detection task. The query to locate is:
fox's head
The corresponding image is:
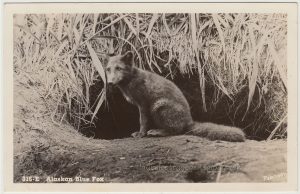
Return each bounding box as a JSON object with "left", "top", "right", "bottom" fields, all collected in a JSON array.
[{"left": 105, "top": 52, "right": 134, "bottom": 85}]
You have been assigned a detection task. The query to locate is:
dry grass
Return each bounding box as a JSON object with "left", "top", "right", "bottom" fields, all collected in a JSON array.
[{"left": 13, "top": 13, "right": 287, "bottom": 139}]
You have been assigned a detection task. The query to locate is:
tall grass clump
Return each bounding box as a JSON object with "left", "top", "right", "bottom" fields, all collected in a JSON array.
[{"left": 13, "top": 13, "right": 287, "bottom": 140}]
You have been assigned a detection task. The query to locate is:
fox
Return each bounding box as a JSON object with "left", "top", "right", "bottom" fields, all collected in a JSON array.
[{"left": 104, "top": 51, "right": 245, "bottom": 142}]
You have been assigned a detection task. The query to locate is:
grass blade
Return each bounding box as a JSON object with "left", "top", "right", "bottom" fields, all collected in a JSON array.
[
  {"left": 86, "top": 41, "right": 106, "bottom": 83},
  {"left": 91, "top": 89, "right": 105, "bottom": 122},
  {"left": 212, "top": 14, "right": 226, "bottom": 66},
  {"left": 146, "top": 14, "right": 159, "bottom": 38},
  {"left": 191, "top": 13, "right": 207, "bottom": 112},
  {"left": 123, "top": 15, "right": 137, "bottom": 35}
]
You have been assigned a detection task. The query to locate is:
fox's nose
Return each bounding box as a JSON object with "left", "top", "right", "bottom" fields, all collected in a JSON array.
[{"left": 106, "top": 74, "right": 114, "bottom": 84}]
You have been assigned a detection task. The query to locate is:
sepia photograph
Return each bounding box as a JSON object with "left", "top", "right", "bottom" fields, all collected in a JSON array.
[{"left": 3, "top": 2, "right": 298, "bottom": 193}]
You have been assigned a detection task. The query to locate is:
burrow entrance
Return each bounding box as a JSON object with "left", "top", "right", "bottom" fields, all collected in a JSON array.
[{"left": 77, "top": 73, "right": 277, "bottom": 140}]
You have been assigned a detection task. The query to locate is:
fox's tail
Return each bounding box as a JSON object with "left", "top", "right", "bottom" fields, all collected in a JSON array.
[{"left": 187, "top": 122, "right": 245, "bottom": 142}]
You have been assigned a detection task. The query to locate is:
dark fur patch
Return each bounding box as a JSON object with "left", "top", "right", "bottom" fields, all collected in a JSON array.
[{"left": 121, "top": 52, "right": 133, "bottom": 66}]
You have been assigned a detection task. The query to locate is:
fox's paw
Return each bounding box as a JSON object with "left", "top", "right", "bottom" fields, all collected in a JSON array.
[
  {"left": 147, "top": 129, "right": 169, "bottom": 137},
  {"left": 131, "top": 131, "right": 147, "bottom": 138}
]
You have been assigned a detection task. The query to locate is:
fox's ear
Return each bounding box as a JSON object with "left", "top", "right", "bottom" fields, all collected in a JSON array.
[
  {"left": 102, "top": 53, "right": 115, "bottom": 67},
  {"left": 121, "top": 51, "right": 133, "bottom": 66},
  {"left": 107, "top": 53, "right": 115, "bottom": 57},
  {"left": 102, "top": 56, "right": 109, "bottom": 67}
]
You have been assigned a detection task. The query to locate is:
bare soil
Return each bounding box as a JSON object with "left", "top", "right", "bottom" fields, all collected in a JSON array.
[{"left": 13, "top": 75, "right": 287, "bottom": 183}]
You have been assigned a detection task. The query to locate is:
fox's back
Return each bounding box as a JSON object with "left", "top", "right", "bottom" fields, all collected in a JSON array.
[{"left": 125, "top": 68, "right": 190, "bottom": 110}]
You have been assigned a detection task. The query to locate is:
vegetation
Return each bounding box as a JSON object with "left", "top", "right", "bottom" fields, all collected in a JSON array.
[{"left": 13, "top": 13, "right": 287, "bottom": 140}]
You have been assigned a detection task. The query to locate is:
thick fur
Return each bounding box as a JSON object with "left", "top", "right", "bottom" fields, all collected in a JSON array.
[
  {"left": 188, "top": 122, "right": 245, "bottom": 142},
  {"left": 105, "top": 52, "right": 245, "bottom": 142}
]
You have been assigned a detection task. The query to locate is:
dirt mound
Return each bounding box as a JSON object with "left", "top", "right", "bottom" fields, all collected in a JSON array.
[{"left": 13, "top": 76, "right": 287, "bottom": 183}]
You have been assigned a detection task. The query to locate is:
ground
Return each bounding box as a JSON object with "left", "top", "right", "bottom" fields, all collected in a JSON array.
[{"left": 13, "top": 75, "right": 287, "bottom": 183}]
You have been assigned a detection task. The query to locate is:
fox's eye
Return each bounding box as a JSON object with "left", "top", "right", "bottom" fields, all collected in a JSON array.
[
  {"left": 115, "top": 67, "right": 121, "bottom": 71},
  {"left": 106, "top": 67, "right": 111, "bottom": 72}
]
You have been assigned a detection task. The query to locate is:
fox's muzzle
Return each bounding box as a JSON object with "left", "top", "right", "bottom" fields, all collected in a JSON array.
[{"left": 106, "top": 73, "right": 115, "bottom": 84}]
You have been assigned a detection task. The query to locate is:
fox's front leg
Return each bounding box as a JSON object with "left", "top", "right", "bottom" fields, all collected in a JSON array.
[{"left": 131, "top": 106, "right": 149, "bottom": 138}]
